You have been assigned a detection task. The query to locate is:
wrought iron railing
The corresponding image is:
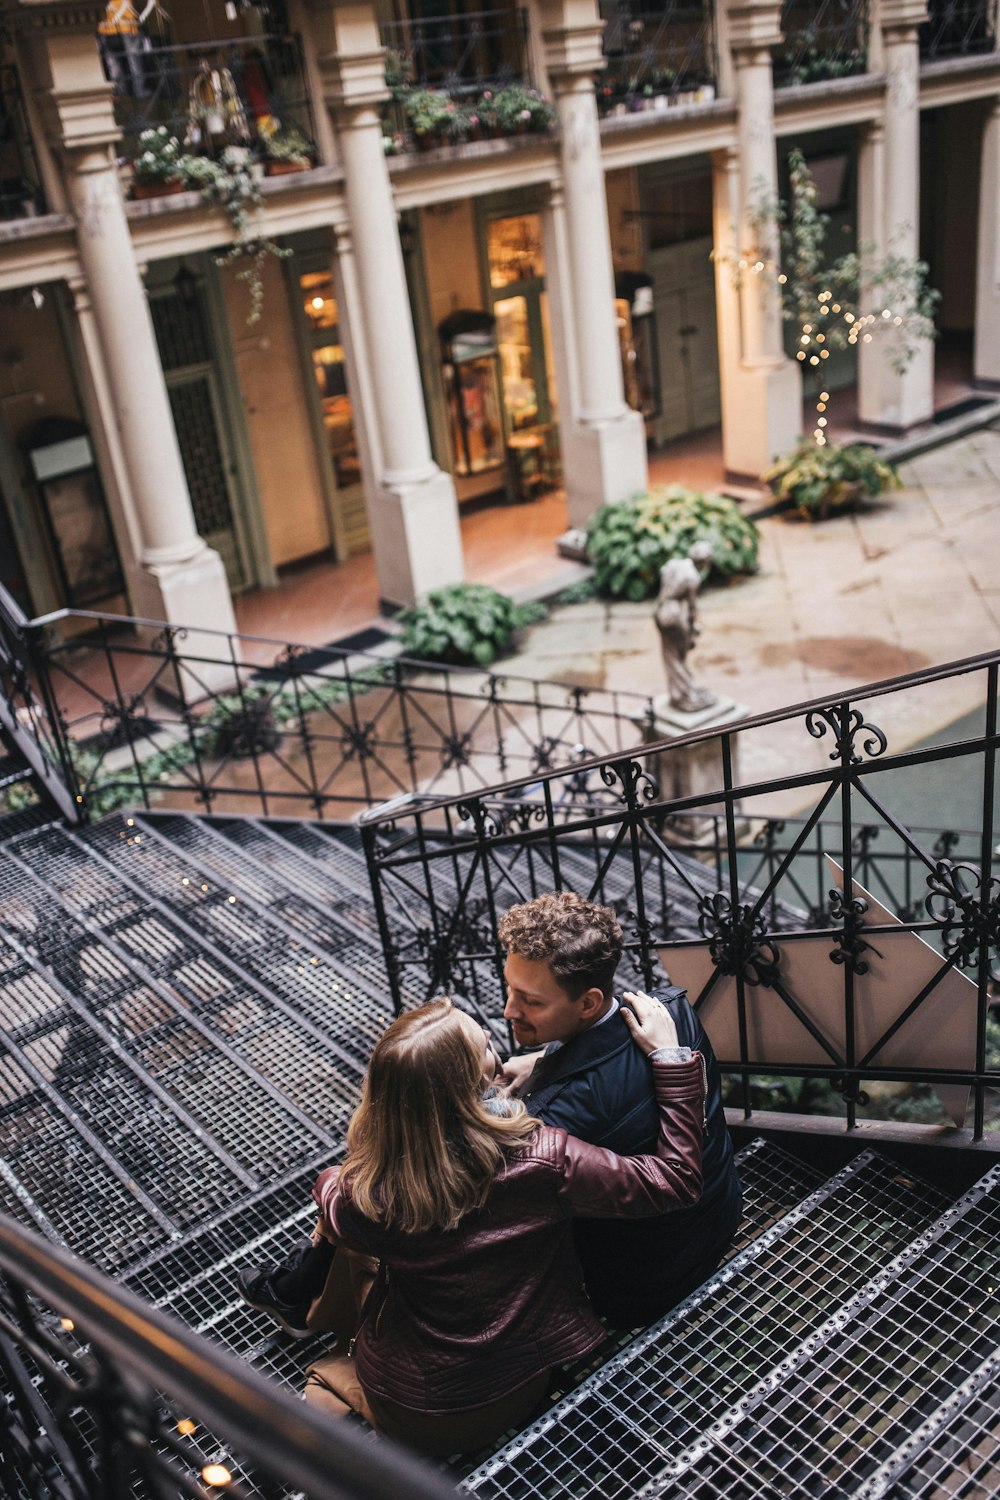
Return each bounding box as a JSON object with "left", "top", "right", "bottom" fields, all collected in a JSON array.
[
  {"left": 774, "top": 0, "right": 869, "bottom": 87},
  {"left": 0, "top": 1211, "right": 455, "bottom": 1500},
  {"left": 0, "top": 596, "right": 655, "bottom": 823},
  {"left": 381, "top": 5, "right": 532, "bottom": 95},
  {"left": 596, "top": 0, "right": 717, "bottom": 114},
  {"left": 0, "top": 588, "right": 78, "bottom": 820},
  {"left": 361, "top": 650, "right": 1000, "bottom": 1138},
  {"left": 99, "top": 33, "right": 315, "bottom": 161},
  {"left": 0, "top": 57, "right": 46, "bottom": 220},
  {"left": 919, "top": 0, "right": 997, "bottom": 60}
]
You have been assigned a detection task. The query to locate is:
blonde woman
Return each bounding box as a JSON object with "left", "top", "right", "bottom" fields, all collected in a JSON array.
[{"left": 240, "top": 991, "right": 705, "bottom": 1456}]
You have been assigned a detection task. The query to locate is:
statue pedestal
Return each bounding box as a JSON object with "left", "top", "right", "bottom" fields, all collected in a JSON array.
[{"left": 637, "top": 696, "right": 751, "bottom": 845}]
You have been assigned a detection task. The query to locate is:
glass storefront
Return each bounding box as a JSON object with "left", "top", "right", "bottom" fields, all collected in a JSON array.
[{"left": 300, "top": 269, "right": 360, "bottom": 493}]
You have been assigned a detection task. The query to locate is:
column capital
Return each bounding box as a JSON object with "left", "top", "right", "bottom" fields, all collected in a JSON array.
[
  {"left": 304, "top": 0, "right": 389, "bottom": 112},
  {"left": 876, "top": 0, "right": 930, "bottom": 39},
  {"left": 726, "top": 0, "right": 783, "bottom": 58},
  {"left": 536, "top": 0, "right": 606, "bottom": 83}
]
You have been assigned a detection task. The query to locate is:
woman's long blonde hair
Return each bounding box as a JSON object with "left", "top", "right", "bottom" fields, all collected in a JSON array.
[{"left": 341, "top": 998, "right": 538, "bottom": 1234}]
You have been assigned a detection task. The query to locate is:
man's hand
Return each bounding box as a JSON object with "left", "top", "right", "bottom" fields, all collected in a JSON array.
[
  {"left": 621, "top": 991, "right": 680, "bottom": 1055},
  {"left": 498, "top": 1050, "right": 541, "bottom": 1094}
]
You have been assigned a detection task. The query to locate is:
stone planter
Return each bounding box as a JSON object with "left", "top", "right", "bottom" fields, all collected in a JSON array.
[
  {"left": 264, "top": 159, "right": 309, "bottom": 177},
  {"left": 131, "top": 179, "right": 186, "bottom": 201}
]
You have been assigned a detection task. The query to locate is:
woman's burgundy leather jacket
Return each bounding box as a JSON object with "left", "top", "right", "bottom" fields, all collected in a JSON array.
[{"left": 312, "top": 1054, "right": 705, "bottom": 1415}]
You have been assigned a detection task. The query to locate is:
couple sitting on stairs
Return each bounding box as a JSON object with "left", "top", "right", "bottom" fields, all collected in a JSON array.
[{"left": 238, "top": 892, "right": 742, "bottom": 1457}]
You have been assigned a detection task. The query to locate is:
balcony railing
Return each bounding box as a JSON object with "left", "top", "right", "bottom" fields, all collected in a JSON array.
[
  {"left": 0, "top": 59, "right": 46, "bottom": 221},
  {"left": 381, "top": 5, "right": 532, "bottom": 95},
  {"left": 98, "top": 32, "right": 315, "bottom": 161},
  {"left": 0, "top": 592, "right": 656, "bottom": 824},
  {"left": 362, "top": 649, "right": 1000, "bottom": 1139},
  {"left": 597, "top": 0, "right": 717, "bottom": 115},
  {"left": 774, "top": 0, "right": 869, "bottom": 88},
  {"left": 920, "top": 0, "right": 997, "bottom": 60}
]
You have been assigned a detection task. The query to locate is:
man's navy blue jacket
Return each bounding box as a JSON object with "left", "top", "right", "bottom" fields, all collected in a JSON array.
[{"left": 519, "top": 987, "right": 741, "bottom": 1326}]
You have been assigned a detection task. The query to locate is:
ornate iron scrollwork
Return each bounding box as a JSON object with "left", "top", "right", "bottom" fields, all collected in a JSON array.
[
  {"left": 806, "top": 706, "right": 888, "bottom": 765},
  {"left": 925, "top": 859, "right": 1000, "bottom": 969},
  {"left": 440, "top": 731, "right": 473, "bottom": 770},
  {"left": 100, "top": 692, "right": 150, "bottom": 748},
  {"left": 697, "top": 891, "right": 781, "bottom": 986},
  {"left": 829, "top": 1072, "right": 870, "bottom": 1108},
  {"left": 599, "top": 757, "right": 660, "bottom": 806},
  {"left": 416, "top": 897, "right": 495, "bottom": 993},
  {"left": 341, "top": 722, "right": 376, "bottom": 761},
  {"left": 828, "top": 887, "right": 875, "bottom": 975},
  {"left": 753, "top": 818, "right": 786, "bottom": 849}
]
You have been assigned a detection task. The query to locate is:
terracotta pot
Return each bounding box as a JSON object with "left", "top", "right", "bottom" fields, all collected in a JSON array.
[
  {"left": 131, "top": 179, "right": 186, "bottom": 200},
  {"left": 265, "top": 159, "right": 310, "bottom": 176}
]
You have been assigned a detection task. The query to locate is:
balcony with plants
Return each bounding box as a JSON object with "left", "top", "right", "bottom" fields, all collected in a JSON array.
[
  {"left": 595, "top": 0, "right": 716, "bottom": 118},
  {"left": 773, "top": 0, "right": 869, "bottom": 89},
  {"left": 379, "top": 7, "right": 556, "bottom": 153}
]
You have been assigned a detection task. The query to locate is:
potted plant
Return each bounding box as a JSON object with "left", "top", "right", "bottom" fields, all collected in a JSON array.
[
  {"left": 763, "top": 439, "right": 901, "bottom": 520},
  {"left": 130, "top": 127, "right": 186, "bottom": 199},
  {"left": 178, "top": 146, "right": 290, "bottom": 325},
  {"left": 403, "top": 88, "right": 454, "bottom": 149},
  {"left": 398, "top": 583, "right": 545, "bottom": 667},
  {"left": 259, "top": 126, "right": 314, "bottom": 177},
  {"left": 492, "top": 83, "right": 556, "bottom": 136}
]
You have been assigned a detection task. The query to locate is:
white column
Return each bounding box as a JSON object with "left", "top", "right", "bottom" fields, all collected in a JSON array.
[
  {"left": 974, "top": 98, "right": 1000, "bottom": 386},
  {"left": 309, "top": 0, "right": 464, "bottom": 607},
  {"left": 538, "top": 0, "right": 647, "bottom": 516},
  {"left": 17, "top": 4, "right": 236, "bottom": 642},
  {"left": 858, "top": 0, "right": 933, "bottom": 428},
  {"left": 712, "top": 148, "right": 747, "bottom": 476},
  {"left": 723, "top": 0, "right": 801, "bottom": 475}
]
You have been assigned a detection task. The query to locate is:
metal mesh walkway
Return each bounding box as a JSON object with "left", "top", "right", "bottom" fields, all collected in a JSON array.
[{"left": 1, "top": 808, "right": 999, "bottom": 1500}]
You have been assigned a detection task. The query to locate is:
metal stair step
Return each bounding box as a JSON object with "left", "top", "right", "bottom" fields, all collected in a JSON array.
[
  {"left": 461, "top": 1148, "right": 953, "bottom": 1499},
  {"left": 640, "top": 1163, "right": 1000, "bottom": 1499},
  {"left": 140, "top": 812, "right": 421, "bottom": 1006},
  {"left": 0, "top": 832, "right": 357, "bottom": 1139}
]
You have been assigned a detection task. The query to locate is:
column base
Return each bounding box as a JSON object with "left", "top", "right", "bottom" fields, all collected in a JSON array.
[
  {"left": 128, "top": 543, "right": 239, "bottom": 698},
  {"left": 564, "top": 407, "right": 648, "bottom": 528},
  {"left": 638, "top": 696, "right": 750, "bottom": 844},
  {"left": 858, "top": 339, "right": 934, "bottom": 431},
  {"left": 722, "top": 359, "right": 802, "bottom": 478},
  {"left": 370, "top": 466, "right": 464, "bottom": 608}
]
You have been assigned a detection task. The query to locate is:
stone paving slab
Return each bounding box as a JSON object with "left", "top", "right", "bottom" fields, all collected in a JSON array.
[{"left": 511, "top": 427, "right": 1000, "bottom": 817}]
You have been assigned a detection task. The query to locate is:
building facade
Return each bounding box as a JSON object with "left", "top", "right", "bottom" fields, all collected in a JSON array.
[{"left": 0, "top": 0, "right": 997, "bottom": 631}]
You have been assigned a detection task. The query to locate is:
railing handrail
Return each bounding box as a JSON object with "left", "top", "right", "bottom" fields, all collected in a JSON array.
[
  {"left": 19, "top": 603, "right": 660, "bottom": 712},
  {"left": 0, "top": 1210, "right": 456, "bottom": 1500},
  {"left": 361, "top": 645, "right": 1000, "bottom": 823}
]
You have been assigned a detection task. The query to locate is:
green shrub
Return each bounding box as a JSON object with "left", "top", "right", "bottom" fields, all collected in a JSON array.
[
  {"left": 763, "top": 439, "right": 901, "bottom": 519},
  {"left": 585, "top": 486, "right": 760, "bottom": 601},
  {"left": 398, "top": 584, "right": 545, "bottom": 667}
]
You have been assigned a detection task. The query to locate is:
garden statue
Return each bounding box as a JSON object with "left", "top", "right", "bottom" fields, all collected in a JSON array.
[{"left": 654, "top": 542, "right": 717, "bottom": 714}]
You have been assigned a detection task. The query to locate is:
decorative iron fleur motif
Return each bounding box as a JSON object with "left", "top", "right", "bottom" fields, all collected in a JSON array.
[
  {"left": 492, "top": 798, "right": 546, "bottom": 834},
  {"left": 697, "top": 891, "right": 781, "bottom": 986},
  {"left": 925, "top": 859, "right": 1000, "bottom": 969},
  {"left": 100, "top": 692, "right": 150, "bottom": 747},
  {"left": 828, "top": 887, "right": 875, "bottom": 975},
  {"left": 932, "top": 830, "right": 961, "bottom": 861},
  {"left": 416, "top": 897, "right": 494, "bottom": 992},
  {"left": 531, "top": 736, "right": 561, "bottom": 774},
  {"left": 341, "top": 722, "right": 376, "bottom": 761},
  {"left": 851, "top": 824, "right": 879, "bottom": 856},
  {"left": 805, "top": 706, "right": 888, "bottom": 765},
  {"left": 599, "top": 757, "right": 660, "bottom": 806},
  {"left": 440, "top": 731, "right": 473, "bottom": 771},
  {"left": 455, "top": 800, "right": 504, "bottom": 839}
]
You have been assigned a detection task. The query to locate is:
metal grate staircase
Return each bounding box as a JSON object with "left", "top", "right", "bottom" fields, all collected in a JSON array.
[{"left": 1, "top": 808, "right": 998, "bottom": 1497}]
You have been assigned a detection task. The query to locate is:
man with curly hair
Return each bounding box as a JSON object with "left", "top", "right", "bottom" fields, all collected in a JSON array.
[{"left": 498, "top": 891, "right": 741, "bottom": 1327}]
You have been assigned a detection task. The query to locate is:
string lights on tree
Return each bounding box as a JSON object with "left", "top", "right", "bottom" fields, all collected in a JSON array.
[{"left": 729, "top": 148, "right": 939, "bottom": 448}]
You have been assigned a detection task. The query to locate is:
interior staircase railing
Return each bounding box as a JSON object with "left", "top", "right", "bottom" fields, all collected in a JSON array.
[
  {"left": 0, "top": 1211, "right": 456, "bottom": 1500},
  {"left": 360, "top": 648, "right": 1000, "bottom": 1139}
]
